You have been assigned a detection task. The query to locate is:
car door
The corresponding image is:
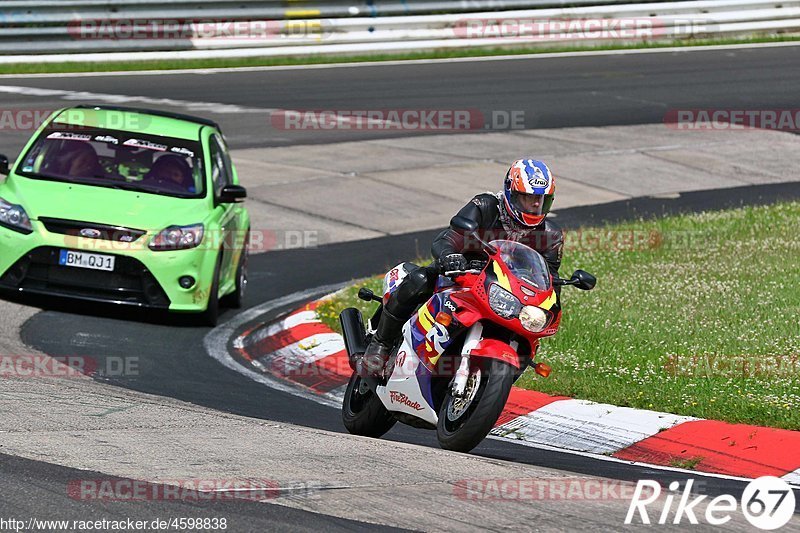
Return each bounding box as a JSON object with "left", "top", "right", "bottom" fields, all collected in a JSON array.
[{"left": 208, "top": 133, "right": 238, "bottom": 284}]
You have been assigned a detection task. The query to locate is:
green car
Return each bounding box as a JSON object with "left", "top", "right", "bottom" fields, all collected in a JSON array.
[{"left": 0, "top": 105, "right": 250, "bottom": 326}]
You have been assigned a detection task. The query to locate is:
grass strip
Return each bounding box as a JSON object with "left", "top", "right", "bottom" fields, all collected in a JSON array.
[{"left": 1, "top": 35, "right": 799, "bottom": 75}]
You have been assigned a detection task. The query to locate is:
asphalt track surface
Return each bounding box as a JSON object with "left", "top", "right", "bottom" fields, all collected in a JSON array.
[
  {"left": 0, "top": 45, "right": 797, "bottom": 149},
  {"left": 0, "top": 454, "right": 405, "bottom": 532},
  {"left": 2, "top": 47, "right": 800, "bottom": 527}
]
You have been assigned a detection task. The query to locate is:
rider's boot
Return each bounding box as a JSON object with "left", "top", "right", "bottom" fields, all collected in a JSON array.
[{"left": 357, "top": 309, "right": 405, "bottom": 378}]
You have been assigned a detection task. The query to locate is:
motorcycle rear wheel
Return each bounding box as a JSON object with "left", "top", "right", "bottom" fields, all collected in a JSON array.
[
  {"left": 436, "top": 358, "right": 514, "bottom": 453},
  {"left": 342, "top": 372, "right": 397, "bottom": 438}
]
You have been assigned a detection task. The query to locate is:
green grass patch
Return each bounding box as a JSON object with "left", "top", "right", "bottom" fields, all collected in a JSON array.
[
  {"left": 669, "top": 456, "right": 705, "bottom": 470},
  {"left": 318, "top": 202, "right": 800, "bottom": 430},
  {"left": 2, "top": 35, "right": 799, "bottom": 74}
]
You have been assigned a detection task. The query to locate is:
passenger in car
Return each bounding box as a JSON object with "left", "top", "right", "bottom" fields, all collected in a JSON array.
[{"left": 144, "top": 155, "right": 195, "bottom": 193}]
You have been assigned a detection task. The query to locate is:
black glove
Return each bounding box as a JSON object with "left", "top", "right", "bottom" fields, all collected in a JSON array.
[{"left": 439, "top": 253, "right": 467, "bottom": 273}]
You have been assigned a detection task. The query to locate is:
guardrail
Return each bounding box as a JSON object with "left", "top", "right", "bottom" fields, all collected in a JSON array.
[
  {"left": 0, "top": 0, "right": 696, "bottom": 23},
  {"left": 0, "top": 0, "right": 797, "bottom": 62}
]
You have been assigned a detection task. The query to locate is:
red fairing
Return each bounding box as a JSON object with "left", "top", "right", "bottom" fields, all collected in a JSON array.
[
  {"left": 449, "top": 291, "right": 483, "bottom": 327},
  {"left": 470, "top": 339, "right": 520, "bottom": 369}
]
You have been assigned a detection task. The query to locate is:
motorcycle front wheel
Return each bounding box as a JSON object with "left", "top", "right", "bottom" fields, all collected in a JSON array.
[
  {"left": 342, "top": 372, "right": 397, "bottom": 438},
  {"left": 436, "top": 358, "right": 515, "bottom": 453}
]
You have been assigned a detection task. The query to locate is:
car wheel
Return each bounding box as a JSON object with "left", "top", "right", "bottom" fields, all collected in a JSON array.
[
  {"left": 221, "top": 235, "right": 248, "bottom": 309},
  {"left": 200, "top": 256, "right": 221, "bottom": 327}
]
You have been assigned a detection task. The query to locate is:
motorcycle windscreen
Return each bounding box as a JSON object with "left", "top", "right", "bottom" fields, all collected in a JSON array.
[{"left": 489, "top": 240, "right": 551, "bottom": 290}]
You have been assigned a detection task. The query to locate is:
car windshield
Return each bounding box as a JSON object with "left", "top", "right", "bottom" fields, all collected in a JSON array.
[
  {"left": 17, "top": 127, "right": 204, "bottom": 198},
  {"left": 490, "top": 239, "right": 552, "bottom": 290}
]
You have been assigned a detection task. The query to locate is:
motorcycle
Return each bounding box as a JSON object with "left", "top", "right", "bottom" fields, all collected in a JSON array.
[{"left": 339, "top": 215, "right": 596, "bottom": 453}]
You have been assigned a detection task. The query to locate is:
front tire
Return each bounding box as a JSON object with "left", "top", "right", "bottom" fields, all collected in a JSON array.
[
  {"left": 436, "top": 358, "right": 514, "bottom": 453},
  {"left": 221, "top": 239, "right": 248, "bottom": 309},
  {"left": 342, "top": 373, "right": 396, "bottom": 438},
  {"left": 200, "top": 257, "right": 221, "bottom": 327}
]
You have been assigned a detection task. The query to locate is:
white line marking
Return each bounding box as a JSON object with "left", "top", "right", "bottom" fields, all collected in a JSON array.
[
  {"left": 0, "top": 85, "right": 272, "bottom": 114},
  {"left": 0, "top": 41, "right": 798, "bottom": 79}
]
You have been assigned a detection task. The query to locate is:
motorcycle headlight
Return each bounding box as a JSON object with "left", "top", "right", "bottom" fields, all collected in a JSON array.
[
  {"left": 149, "top": 223, "right": 204, "bottom": 251},
  {"left": 519, "top": 306, "right": 548, "bottom": 333},
  {"left": 0, "top": 197, "right": 33, "bottom": 234},
  {"left": 488, "top": 283, "right": 522, "bottom": 319}
]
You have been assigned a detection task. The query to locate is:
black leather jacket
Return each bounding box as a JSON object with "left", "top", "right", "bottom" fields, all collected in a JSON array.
[{"left": 432, "top": 193, "right": 564, "bottom": 277}]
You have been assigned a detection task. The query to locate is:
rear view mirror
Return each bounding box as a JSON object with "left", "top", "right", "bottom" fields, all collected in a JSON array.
[
  {"left": 0, "top": 154, "right": 9, "bottom": 176},
  {"left": 450, "top": 215, "right": 478, "bottom": 234},
  {"left": 450, "top": 215, "right": 497, "bottom": 255},
  {"left": 571, "top": 270, "right": 597, "bottom": 290}
]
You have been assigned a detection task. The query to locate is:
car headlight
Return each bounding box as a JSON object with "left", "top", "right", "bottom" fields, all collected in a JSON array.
[
  {"left": 0, "top": 196, "right": 33, "bottom": 234},
  {"left": 519, "top": 306, "right": 548, "bottom": 333},
  {"left": 149, "top": 223, "right": 204, "bottom": 251},
  {"left": 488, "top": 283, "right": 522, "bottom": 319}
]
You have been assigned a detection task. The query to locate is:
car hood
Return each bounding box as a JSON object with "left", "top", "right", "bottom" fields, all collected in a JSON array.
[{"left": 3, "top": 176, "right": 209, "bottom": 231}]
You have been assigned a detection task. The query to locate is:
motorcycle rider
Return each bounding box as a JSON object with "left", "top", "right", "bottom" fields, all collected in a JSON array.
[{"left": 356, "top": 158, "right": 564, "bottom": 377}]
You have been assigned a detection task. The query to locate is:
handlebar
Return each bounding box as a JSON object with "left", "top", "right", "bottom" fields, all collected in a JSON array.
[{"left": 444, "top": 259, "right": 487, "bottom": 277}]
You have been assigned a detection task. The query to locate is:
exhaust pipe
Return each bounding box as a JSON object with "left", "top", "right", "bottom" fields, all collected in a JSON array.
[{"left": 339, "top": 308, "right": 368, "bottom": 366}]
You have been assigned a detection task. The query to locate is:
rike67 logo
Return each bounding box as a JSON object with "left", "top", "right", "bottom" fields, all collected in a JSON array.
[{"left": 626, "top": 477, "right": 796, "bottom": 530}]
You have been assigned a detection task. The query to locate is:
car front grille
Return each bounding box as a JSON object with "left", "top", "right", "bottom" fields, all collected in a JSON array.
[
  {"left": 39, "top": 217, "right": 146, "bottom": 243},
  {"left": 0, "top": 246, "right": 170, "bottom": 308}
]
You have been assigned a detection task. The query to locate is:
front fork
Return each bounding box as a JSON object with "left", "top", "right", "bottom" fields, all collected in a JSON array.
[
  {"left": 451, "top": 322, "right": 482, "bottom": 396},
  {"left": 450, "top": 322, "right": 526, "bottom": 397}
]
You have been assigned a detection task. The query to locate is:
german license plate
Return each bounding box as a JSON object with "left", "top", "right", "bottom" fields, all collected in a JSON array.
[{"left": 58, "top": 250, "right": 115, "bottom": 272}]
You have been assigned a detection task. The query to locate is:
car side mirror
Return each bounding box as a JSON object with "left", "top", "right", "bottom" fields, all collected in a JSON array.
[
  {"left": 0, "top": 154, "right": 9, "bottom": 176},
  {"left": 571, "top": 270, "right": 596, "bottom": 290},
  {"left": 219, "top": 184, "right": 247, "bottom": 203},
  {"left": 450, "top": 215, "right": 478, "bottom": 235}
]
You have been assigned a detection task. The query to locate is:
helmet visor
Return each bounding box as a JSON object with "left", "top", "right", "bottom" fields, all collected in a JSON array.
[{"left": 510, "top": 191, "right": 553, "bottom": 217}]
